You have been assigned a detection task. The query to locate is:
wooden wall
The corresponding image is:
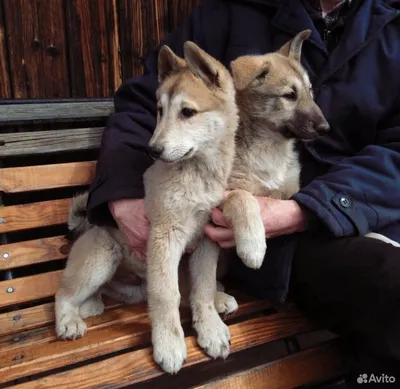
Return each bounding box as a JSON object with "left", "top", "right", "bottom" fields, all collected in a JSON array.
[{"left": 0, "top": 0, "right": 201, "bottom": 99}]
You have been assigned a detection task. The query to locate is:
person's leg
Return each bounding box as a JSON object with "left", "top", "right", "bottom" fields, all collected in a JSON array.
[{"left": 290, "top": 235, "right": 400, "bottom": 386}]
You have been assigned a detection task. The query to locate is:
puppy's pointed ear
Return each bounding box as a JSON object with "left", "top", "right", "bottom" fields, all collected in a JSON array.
[
  {"left": 183, "top": 41, "right": 224, "bottom": 88},
  {"left": 230, "top": 55, "right": 269, "bottom": 91},
  {"left": 158, "top": 45, "right": 186, "bottom": 83},
  {"left": 278, "top": 29, "right": 311, "bottom": 62}
]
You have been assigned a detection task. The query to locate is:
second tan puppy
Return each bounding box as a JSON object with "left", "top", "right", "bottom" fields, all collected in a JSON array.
[
  {"left": 220, "top": 30, "right": 329, "bottom": 270},
  {"left": 222, "top": 29, "right": 398, "bottom": 269}
]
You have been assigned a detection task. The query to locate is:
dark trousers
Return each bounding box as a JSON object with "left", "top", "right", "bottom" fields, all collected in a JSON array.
[{"left": 290, "top": 235, "right": 400, "bottom": 387}]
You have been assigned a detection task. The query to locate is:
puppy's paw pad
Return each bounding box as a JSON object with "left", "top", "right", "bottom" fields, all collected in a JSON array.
[
  {"left": 215, "top": 292, "right": 238, "bottom": 316},
  {"left": 195, "top": 312, "right": 231, "bottom": 359},
  {"left": 56, "top": 315, "right": 87, "bottom": 340},
  {"left": 152, "top": 326, "right": 187, "bottom": 374}
]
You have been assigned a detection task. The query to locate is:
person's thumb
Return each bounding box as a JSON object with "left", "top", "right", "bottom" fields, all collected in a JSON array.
[{"left": 211, "top": 208, "right": 229, "bottom": 227}]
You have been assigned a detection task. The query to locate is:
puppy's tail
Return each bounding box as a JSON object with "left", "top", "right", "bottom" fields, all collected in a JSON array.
[{"left": 67, "top": 191, "right": 91, "bottom": 242}]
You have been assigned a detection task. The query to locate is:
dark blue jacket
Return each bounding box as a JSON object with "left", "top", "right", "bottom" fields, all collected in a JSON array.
[{"left": 87, "top": 0, "right": 400, "bottom": 302}]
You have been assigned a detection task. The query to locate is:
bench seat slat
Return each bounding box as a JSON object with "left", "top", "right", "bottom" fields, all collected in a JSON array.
[
  {"left": 0, "top": 236, "right": 68, "bottom": 271},
  {"left": 0, "top": 128, "right": 103, "bottom": 157},
  {"left": 0, "top": 300, "right": 274, "bottom": 383},
  {"left": 194, "top": 341, "right": 344, "bottom": 389},
  {"left": 0, "top": 162, "right": 96, "bottom": 193},
  {"left": 0, "top": 101, "right": 114, "bottom": 125},
  {"left": 11, "top": 312, "right": 315, "bottom": 389},
  {"left": 0, "top": 199, "right": 71, "bottom": 234},
  {"left": 0, "top": 299, "right": 126, "bottom": 337},
  {"left": 0, "top": 270, "right": 62, "bottom": 308}
]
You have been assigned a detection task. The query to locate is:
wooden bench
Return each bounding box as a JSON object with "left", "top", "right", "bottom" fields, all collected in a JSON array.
[{"left": 0, "top": 101, "right": 347, "bottom": 389}]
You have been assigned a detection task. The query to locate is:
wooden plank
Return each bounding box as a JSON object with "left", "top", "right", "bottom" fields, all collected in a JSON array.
[
  {"left": 169, "top": 0, "right": 202, "bottom": 31},
  {"left": 0, "top": 270, "right": 62, "bottom": 308},
  {"left": 64, "top": 0, "right": 121, "bottom": 97},
  {"left": 0, "top": 199, "right": 70, "bottom": 234},
  {"left": 0, "top": 101, "right": 113, "bottom": 124},
  {"left": 0, "top": 299, "right": 273, "bottom": 383},
  {"left": 0, "top": 236, "right": 69, "bottom": 271},
  {"left": 0, "top": 0, "right": 11, "bottom": 98},
  {"left": 194, "top": 341, "right": 344, "bottom": 389},
  {"left": 3, "top": 0, "right": 69, "bottom": 98},
  {"left": 0, "top": 161, "right": 96, "bottom": 193},
  {"left": 0, "top": 128, "right": 103, "bottom": 157},
  {"left": 0, "top": 299, "right": 124, "bottom": 337},
  {"left": 118, "top": 0, "right": 168, "bottom": 80},
  {"left": 12, "top": 312, "right": 315, "bottom": 389}
]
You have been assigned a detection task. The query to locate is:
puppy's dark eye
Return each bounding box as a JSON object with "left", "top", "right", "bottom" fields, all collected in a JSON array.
[
  {"left": 157, "top": 106, "right": 163, "bottom": 117},
  {"left": 256, "top": 70, "right": 268, "bottom": 80},
  {"left": 283, "top": 90, "right": 297, "bottom": 100},
  {"left": 181, "top": 108, "right": 197, "bottom": 118}
]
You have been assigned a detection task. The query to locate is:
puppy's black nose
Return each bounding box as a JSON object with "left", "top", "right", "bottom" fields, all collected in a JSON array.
[
  {"left": 149, "top": 146, "right": 164, "bottom": 160},
  {"left": 317, "top": 123, "right": 330, "bottom": 135}
]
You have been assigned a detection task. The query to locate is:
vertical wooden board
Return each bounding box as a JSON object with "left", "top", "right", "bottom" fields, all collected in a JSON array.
[
  {"left": 169, "top": 0, "right": 201, "bottom": 32},
  {"left": 3, "top": 0, "right": 70, "bottom": 98},
  {"left": 65, "top": 0, "right": 121, "bottom": 97},
  {"left": 0, "top": 0, "right": 11, "bottom": 98},
  {"left": 118, "top": 0, "right": 168, "bottom": 80}
]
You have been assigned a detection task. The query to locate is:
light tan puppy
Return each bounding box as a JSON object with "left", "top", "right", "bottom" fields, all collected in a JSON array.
[{"left": 55, "top": 41, "right": 240, "bottom": 375}]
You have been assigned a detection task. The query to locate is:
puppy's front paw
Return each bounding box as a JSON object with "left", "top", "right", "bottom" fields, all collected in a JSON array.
[
  {"left": 56, "top": 313, "right": 87, "bottom": 340},
  {"left": 194, "top": 310, "right": 231, "bottom": 359},
  {"left": 215, "top": 292, "right": 238, "bottom": 316},
  {"left": 236, "top": 234, "right": 266, "bottom": 269},
  {"left": 152, "top": 323, "right": 187, "bottom": 374}
]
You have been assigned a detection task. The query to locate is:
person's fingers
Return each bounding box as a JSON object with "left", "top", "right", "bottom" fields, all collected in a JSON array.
[
  {"left": 204, "top": 224, "right": 234, "bottom": 242},
  {"left": 211, "top": 208, "right": 229, "bottom": 227},
  {"left": 219, "top": 239, "right": 236, "bottom": 248}
]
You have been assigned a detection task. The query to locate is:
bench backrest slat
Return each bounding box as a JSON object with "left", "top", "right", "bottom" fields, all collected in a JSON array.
[
  {"left": 0, "top": 128, "right": 104, "bottom": 157},
  {"left": 0, "top": 162, "right": 96, "bottom": 193},
  {"left": 0, "top": 100, "right": 114, "bottom": 125},
  {"left": 0, "top": 199, "right": 71, "bottom": 234},
  {"left": 0, "top": 236, "right": 68, "bottom": 271},
  {"left": 0, "top": 270, "right": 62, "bottom": 308}
]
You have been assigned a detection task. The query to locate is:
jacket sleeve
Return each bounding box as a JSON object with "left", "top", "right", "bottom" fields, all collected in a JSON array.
[
  {"left": 293, "top": 112, "right": 400, "bottom": 237},
  {"left": 87, "top": 0, "right": 230, "bottom": 226}
]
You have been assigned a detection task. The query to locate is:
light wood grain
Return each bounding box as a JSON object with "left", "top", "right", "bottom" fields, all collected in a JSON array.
[
  {"left": 0, "top": 162, "right": 96, "bottom": 193},
  {"left": 194, "top": 341, "right": 344, "bottom": 389},
  {"left": 12, "top": 312, "right": 314, "bottom": 389},
  {"left": 0, "top": 199, "right": 71, "bottom": 233},
  {"left": 0, "top": 236, "right": 69, "bottom": 271},
  {"left": 0, "top": 270, "right": 62, "bottom": 308},
  {"left": 0, "top": 299, "right": 124, "bottom": 337},
  {"left": 0, "top": 128, "right": 104, "bottom": 157},
  {"left": 0, "top": 299, "right": 273, "bottom": 383}
]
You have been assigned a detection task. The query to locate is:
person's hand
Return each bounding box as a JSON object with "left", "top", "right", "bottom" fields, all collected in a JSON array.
[
  {"left": 204, "top": 194, "right": 309, "bottom": 248},
  {"left": 109, "top": 198, "right": 149, "bottom": 261}
]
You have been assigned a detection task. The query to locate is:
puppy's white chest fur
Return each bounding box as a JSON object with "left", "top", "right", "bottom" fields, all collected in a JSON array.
[{"left": 229, "top": 136, "right": 300, "bottom": 199}]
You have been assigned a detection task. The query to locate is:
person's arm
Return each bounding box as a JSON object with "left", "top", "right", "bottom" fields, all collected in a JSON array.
[
  {"left": 205, "top": 112, "right": 400, "bottom": 246},
  {"left": 293, "top": 111, "right": 400, "bottom": 237},
  {"left": 87, "top": 0, "right": 230, "bottom": 226}
]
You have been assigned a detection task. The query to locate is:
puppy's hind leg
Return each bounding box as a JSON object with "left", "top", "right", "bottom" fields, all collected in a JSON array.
[
  {"left": 147, "top": 225, "right": 187, "bottom": 374},
  {"left": 55, "top": 228, "right": 122, "bottom": 340},
  {"left": 221, "top": 189, "right": 266, "bottom": 269},
  {"left": 190, "top": 237, "right": 232, "bottom": 360}
]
